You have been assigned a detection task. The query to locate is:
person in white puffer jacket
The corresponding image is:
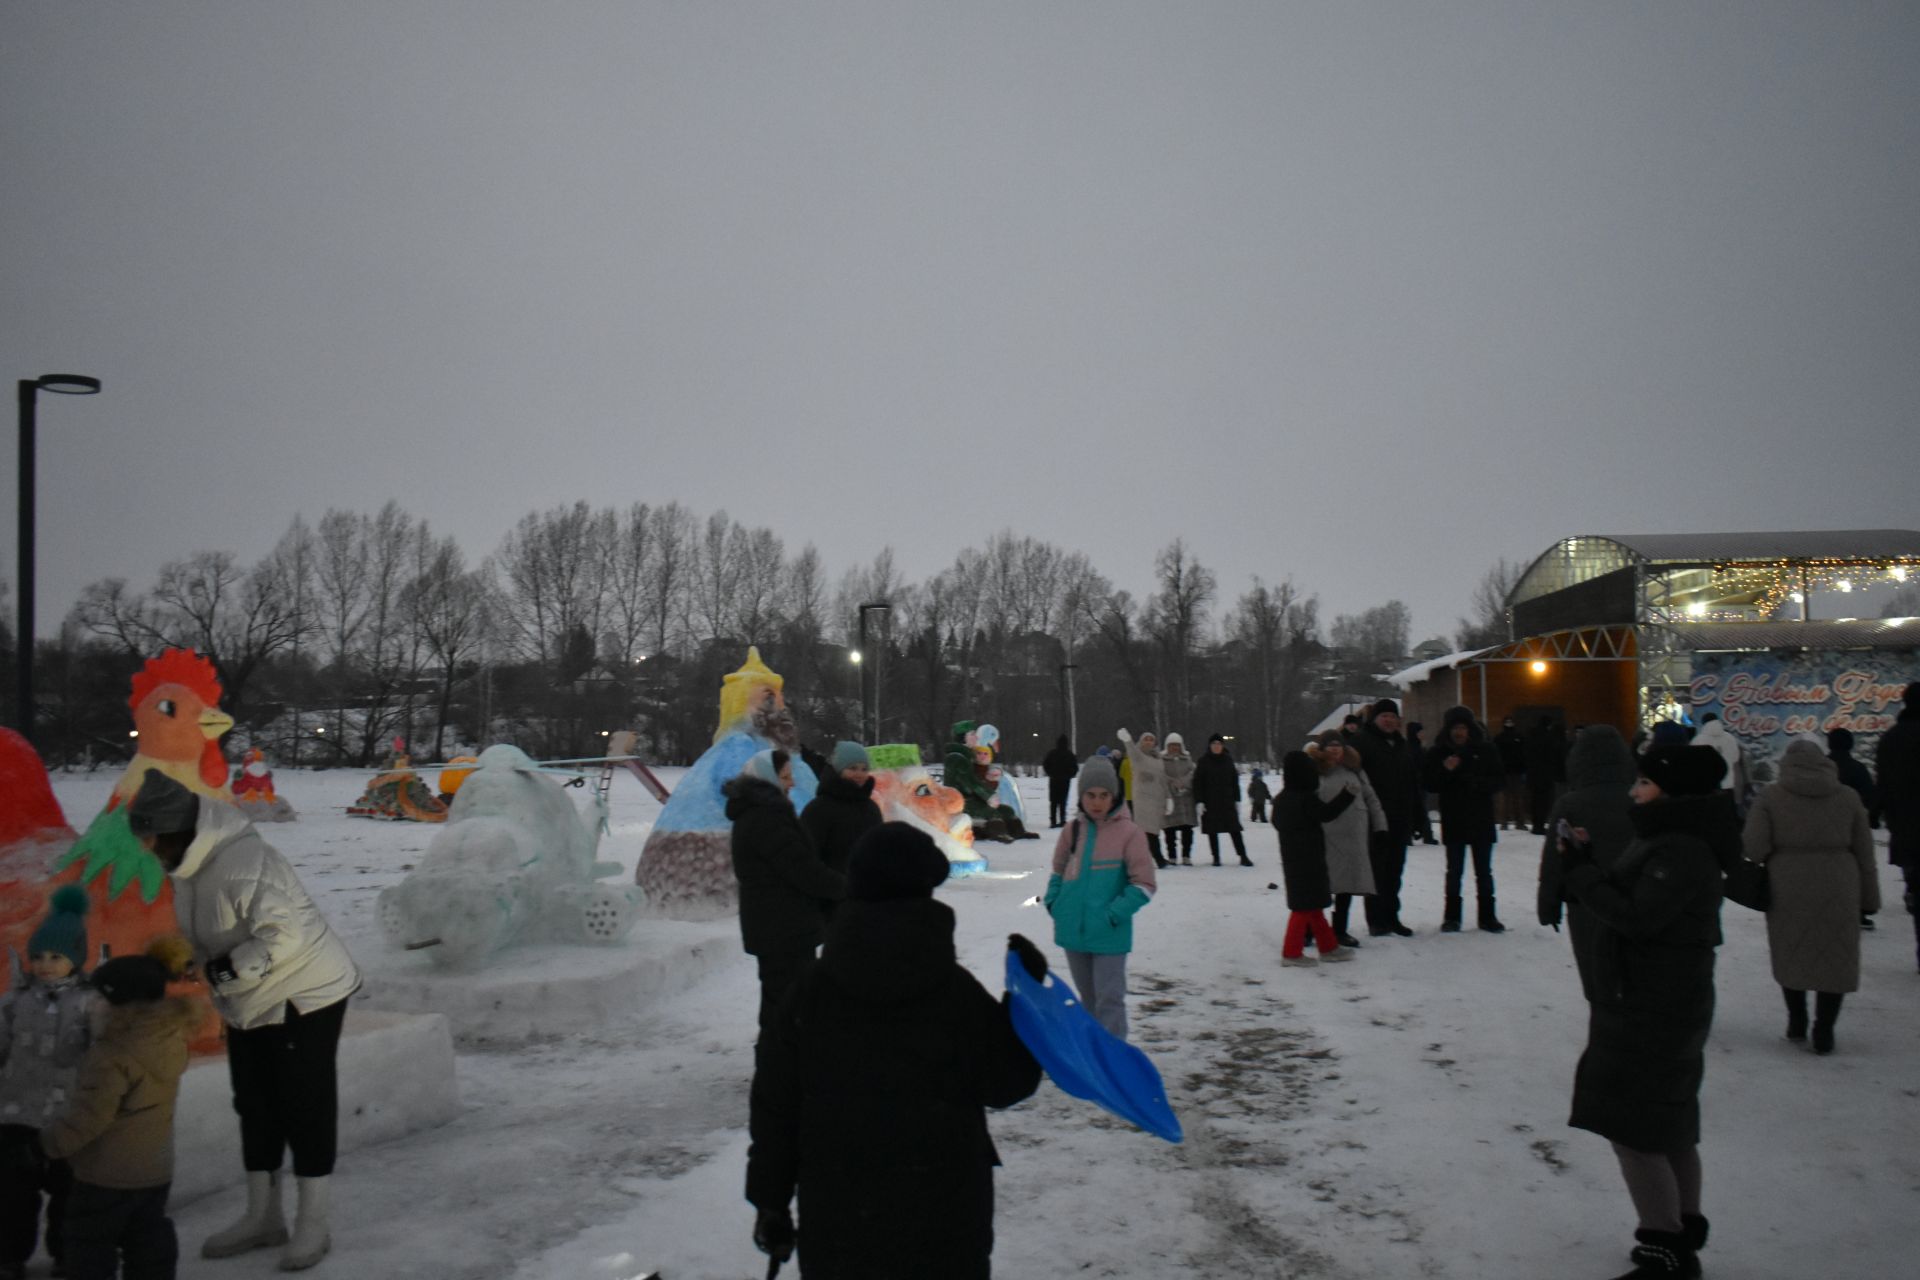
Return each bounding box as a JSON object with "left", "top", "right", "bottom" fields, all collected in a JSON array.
[
  {"left": 1691, "top": 715, "right": 1746, "bottom": 801},
  {"left": 127, "top": 770, "right": 359, "bottom": 1273}
]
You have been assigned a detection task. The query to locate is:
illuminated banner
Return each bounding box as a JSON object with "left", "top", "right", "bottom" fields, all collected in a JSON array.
[{"left": 1689, "top": 651, "right": 1916, "bottom": 773}]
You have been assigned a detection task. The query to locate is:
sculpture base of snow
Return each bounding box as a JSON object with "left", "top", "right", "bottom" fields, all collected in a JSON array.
[{"left": 376, "top": 744, "right": 640, "bottom": 969}]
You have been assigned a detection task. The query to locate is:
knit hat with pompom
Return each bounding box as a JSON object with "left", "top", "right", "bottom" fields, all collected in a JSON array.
[{"left": 28, "top": 885, "right": 89, "bottom": 970}]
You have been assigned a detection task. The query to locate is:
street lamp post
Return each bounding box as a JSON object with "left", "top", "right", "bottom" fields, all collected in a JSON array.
[
  {"left": 15, "top": 375, "right": 101, "bottom": 746},
  {"left": 857, "top": 602, "right": 890, "bottom": 743},
  {"left": 1059, "top": 662, "right": 1080, "bottom": 753}
]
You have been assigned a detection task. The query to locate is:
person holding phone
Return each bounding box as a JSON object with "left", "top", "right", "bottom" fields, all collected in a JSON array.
[{"left": 1538, "top": 725, "right": 1639, "bottom": 998}]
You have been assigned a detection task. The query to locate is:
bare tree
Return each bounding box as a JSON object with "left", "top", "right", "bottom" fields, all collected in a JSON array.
[
  {"left": 602, "top": 502, "right": 656, "bottom": 668},
  {"left": 1146, "top": 539, "right": 1217, "bottom": 725},
  {"left": 1455, "top": 557, "right": 1523, "bottom": 650},
  {"left": 1329, "top": 600, "right": 1412, "bottom": 689},
  {"left": 406, "top": 535, "right": 493, "bottom": 758},
  {"left": 690, "top": 510, "right": 742, "bottom": 645},
  {"left": 648, "top": 502, "right": 695, "bottom": 658},
  {"left": 495, "top": 501, "right": 607, "bottom": 669},
  {"left": 728, "top": 524, "right": 787, "bottom": 646}
]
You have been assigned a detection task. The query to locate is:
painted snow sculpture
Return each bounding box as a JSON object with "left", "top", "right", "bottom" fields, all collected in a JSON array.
[
  {"left": 943, "top": 720, "right": 1038, "bottom": 843},
  {"left": 867, "top": 744, "right": 986, "bottom": 875},
  {"left": 230, "top": 747, "right": 297, "bottom": 822},
  {"left": 377, "top": 744, "right": 641, "bottom": 968},
  {"left": 437, "top": 755, "right": 480, "bottom": 805},
  {"left": 636, "top": 647, "right": 815, "bottom": 918},
  {"left": 0, "top": 649, "right": 232, "bottom": 1052},
  {"left": 347, "top": 755, "right": 449, "bottom": 822}
]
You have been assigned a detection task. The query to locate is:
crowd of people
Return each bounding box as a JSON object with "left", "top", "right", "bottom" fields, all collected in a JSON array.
[{"left": 730, "top": 676, "right": 1917, "bottom": 1277}]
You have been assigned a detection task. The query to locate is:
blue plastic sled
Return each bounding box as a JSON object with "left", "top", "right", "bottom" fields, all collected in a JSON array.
[{"left": 1004, "top": 953, "right": 1183, "bottom": 1143}]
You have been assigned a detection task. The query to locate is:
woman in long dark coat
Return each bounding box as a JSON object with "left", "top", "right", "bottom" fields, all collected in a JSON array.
[
  {"left": 1191, "top": 734, "right": 1251, "bottom": 866},
  {"left": 1559, "top": 744, "right": 1736, "bottom": 1279},
  {"left": 746, "top": 824, "right": 1041, "bottom": 1278}
]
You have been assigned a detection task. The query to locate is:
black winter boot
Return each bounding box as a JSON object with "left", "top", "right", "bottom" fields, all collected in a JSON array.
[
  {"left": 1608, "top": 1229, "right": 1700, "bottom": 1278},
  {"left": 1478, "top": 898, "right": 1505, "bottom": 933},
  {"left": 1783, "top": 987, "right": 1808, "bottom": 1041},
  {"left": 1440, "top": 896, "right": 1462, "bottom": 932},
  {"left": 1812, "top": 991, "right": 1842, "bottom": 1054},
  {"left": 1680, "top": 1213, "right": 1708, "bottom": 1252}
]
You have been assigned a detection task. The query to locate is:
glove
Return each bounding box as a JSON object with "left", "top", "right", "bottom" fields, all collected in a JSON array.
[
  {"left": 1008, "top": 933, "right": 1048, "bottom": 980},
  {"left": 753, "top": 1206, "right": 795, "bottom": 1262},
  {"left": 204, "top": 954, "right": 239, "bottom": 987},
  {"left": 1116, "top": 727, "right": 1132, "bottom": 744}
]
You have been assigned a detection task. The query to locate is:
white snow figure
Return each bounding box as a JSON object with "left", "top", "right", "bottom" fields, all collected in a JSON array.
[{"left": 377, "top": 744, "right": 640, "bottom": 969}]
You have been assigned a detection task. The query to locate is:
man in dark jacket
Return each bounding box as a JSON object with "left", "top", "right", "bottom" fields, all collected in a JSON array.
[
  {"left": 1875, "top": 682, "right": 1920, "bottom": 971},
  {"left": 746, "top": 823, "right": 1042, "bottom": 1278},
  {"left": 1423, "top": 706, "right": 1507, "bottom": 932},
  {"left": 1524, "top": 717, "right": 1568, "bottom": 834},
  {"left": 727, "top": 749, "right": 848, "bottom": 1035},
  {"left": 1353, "top": 699, "right": 1417, "bottom": 936},
  {"left": 1042, "top": 735, "right": 1079, "bottom": 828},
  {"left": 1493, "top": 717, "right": 1528, "bottom": 830}
]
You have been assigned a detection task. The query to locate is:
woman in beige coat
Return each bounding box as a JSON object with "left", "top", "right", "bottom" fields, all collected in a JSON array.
[
  {"left": 1312, "top": 734, "right": 1383, "bottom": 947},
  {"left": 1742, "top": 738, "right": 1879, "bottom": 1055}
]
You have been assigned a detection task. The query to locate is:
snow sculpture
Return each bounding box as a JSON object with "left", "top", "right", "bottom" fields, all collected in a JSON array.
[
  {"left": 230, "top": 747, "right": 297, "bottom": 822},
  {"left": 635, "top": 647, "right": 816, "bottom": 918},
  {"left": 347, "top": 755, "right": 449, "bottom": 822},
  {"left": 867, "top": 744, "right": 986, "bottom": 875},
  {"left": 376, "top": 744, "right": 641, "bottom": 968},
  {"left": 942, "top": 720, "right": 1038, "bottom": 843}
]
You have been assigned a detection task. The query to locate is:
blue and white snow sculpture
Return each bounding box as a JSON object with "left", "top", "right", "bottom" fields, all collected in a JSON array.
[{"left": 377, "top": 744, "right": 641, "bottom": 968}]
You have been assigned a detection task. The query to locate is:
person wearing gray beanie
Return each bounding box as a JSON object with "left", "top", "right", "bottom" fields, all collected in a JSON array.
[
  {"left": 1043, "top": 755, "right": 1157, "bottom": 1040},
  {"left": 801, "top": 742, "right": 883, "bottom": 884}
]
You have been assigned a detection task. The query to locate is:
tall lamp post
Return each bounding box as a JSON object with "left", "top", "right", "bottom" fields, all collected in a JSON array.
[
  {"left": 857, "top": 602, "right": 890, "bottom": 743},
  {"left": 1059, "top": 662, "right": 1080, "bottom": 753},
  {"left": 15, "top": 374, "right": 102, "bottom": 746}
]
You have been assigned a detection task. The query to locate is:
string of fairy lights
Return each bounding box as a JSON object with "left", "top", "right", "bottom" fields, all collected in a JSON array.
[{"left": 1675, "top": 558, "right": 1919, "bottom": 620}]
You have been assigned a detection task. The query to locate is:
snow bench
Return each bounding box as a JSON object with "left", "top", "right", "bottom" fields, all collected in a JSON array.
[{"left": 173, "top": 1006, "right": 458, "bottom": 1206}]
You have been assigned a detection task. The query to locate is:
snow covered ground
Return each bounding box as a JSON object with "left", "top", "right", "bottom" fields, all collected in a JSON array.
[{"left": 47, "top": 765, "right": 1918, "bottom": 1279}]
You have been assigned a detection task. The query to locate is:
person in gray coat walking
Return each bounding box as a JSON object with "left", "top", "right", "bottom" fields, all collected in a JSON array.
[{"left": 1742, "top": 738, "right": 1879, "bottom": 1055}]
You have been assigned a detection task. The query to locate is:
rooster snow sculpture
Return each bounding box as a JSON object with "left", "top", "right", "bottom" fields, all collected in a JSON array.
[
  {"left": 1, "top": 649, "right": 233, "bottom": 1051},
  {"left": 230, "top": 747, "right": 297, "bottom": 822},
  {"left": 376, "top": 744, "right": 641, "bottom": 968},
  {"left": 635, "top": 647, "right": 816, "bottom": 918}
]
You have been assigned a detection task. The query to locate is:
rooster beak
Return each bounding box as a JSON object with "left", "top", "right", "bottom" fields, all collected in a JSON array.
[{"left": 199, "top": 708, "right": 234, "bottom": 739}]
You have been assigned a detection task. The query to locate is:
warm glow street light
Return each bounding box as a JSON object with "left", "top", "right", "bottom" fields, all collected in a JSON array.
[
  {"left": 15, "top": 374, "right": 102, "bottom": 746},
  {"left": 1530, "top": 660, "right": 1548, "bottom": 675},
  {"left": 857, "top": 602, "right": 890, "bottom": 742},
  {"left": 848, "top": 650, "right": 862, "bottom": 664}
]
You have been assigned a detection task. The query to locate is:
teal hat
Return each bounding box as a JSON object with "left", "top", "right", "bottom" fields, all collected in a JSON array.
[
  {"left": 28, "top": 885, "right": 90, "bottom": 970},
  {"left": 831, "top": 741, "right": 870, "bottom": 771}
]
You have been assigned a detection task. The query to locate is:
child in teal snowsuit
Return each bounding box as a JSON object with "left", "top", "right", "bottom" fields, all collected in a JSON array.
[{"left": 1045, "top": 755, "right": 1157, "bottom": 1040}]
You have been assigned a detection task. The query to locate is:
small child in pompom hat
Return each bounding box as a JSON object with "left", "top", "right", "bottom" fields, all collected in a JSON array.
[
  {"left": 39, "top": 939, "right": 198, "bottom": 1280},
  {"left": 0, "top": 885, "right": 97, "bottom": 1278}
]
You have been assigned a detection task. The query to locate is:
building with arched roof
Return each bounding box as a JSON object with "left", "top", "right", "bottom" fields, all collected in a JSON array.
[{"left": 1391, "top": 530, "right": 1920, "bottom": 773}]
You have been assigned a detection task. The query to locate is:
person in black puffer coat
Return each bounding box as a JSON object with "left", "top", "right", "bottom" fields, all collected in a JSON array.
[
  {"left": 1561, "top": 744, "right": 1735, "bottom": 1279},
  {"left": 728, "top": 749, "right": 848, "bottom": 1035},
  {"left": 1537, "top": 725, "right": 1637, "bottom": 1002},
  {"left": 1042, "top": 735, "right": 1079, "bottom": 828},
  {"left": 1422, "top": 706, "right": 1507, "bottom": 932},
  {"left": 1191, "top": 734, "right": 1251, "bottom": 865},
  {"left": 1876, "top": 683, "right": 1920, "bottom": 971},
  {"left": 1354, "top": 700, "right": 1419, "bottom": 934},
  {"left": 746, "top": 823, "right": 1043, "bottom": 1279},
  {"left": 801, "top": 741, "right": 884, "bottom": 881}
]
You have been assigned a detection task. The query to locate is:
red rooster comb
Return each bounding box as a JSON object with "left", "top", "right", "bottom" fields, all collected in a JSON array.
[{"left": 128, "top": 648, "right": 224, "bottom": 714}]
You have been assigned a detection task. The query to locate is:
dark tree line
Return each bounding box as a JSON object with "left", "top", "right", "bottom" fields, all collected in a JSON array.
[{"left": 5, "top": 503, "right": 1454, "bottom": 771}]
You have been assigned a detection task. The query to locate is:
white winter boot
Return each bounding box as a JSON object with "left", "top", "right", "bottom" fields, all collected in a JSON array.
[
  {"left": 279, "top": 1175, "right": 333, "bottom": 1271},
  {"left": 201, "top": 1170, "right": 290, "bottom": 1258}
]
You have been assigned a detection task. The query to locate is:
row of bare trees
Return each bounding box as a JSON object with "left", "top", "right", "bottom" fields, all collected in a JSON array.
[{"left": 7, "top": 503, "right": 1443, "bottom": 770}]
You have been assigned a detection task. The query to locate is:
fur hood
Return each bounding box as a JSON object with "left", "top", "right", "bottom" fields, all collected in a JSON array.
[
  {"left": 1775, "top": 737, "right": 1840, "bottom": 798},
  {"left": 723, "top": 773, "right": 794, "bottom": 819}
]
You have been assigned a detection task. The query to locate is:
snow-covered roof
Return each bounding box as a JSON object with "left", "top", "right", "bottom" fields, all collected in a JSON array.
[{"left": 1386, "top": 648, "right": 1488, "bottom": 688}]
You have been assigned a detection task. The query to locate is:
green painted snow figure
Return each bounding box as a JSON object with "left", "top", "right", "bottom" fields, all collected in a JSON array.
[{"left": 944, "top": 721, "right": 1038, "bottom": 844}]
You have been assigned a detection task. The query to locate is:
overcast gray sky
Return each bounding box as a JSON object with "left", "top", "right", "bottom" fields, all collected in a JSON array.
[{"left": 5, "top": 1, "right": 1916, "bottom": 646}]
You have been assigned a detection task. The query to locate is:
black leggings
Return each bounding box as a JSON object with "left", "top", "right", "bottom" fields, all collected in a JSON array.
[
  {"left": 226, "top": 999, "right": 348, "bottom": 1178},
  {"left": 1205, "top": 830, "right": 1248, "bottom": 863}
]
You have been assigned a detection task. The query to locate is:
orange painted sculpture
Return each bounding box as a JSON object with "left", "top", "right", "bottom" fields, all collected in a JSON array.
[
  {"left": 866, "top": 744, "right": 986, "bottom": 874},
  {"left": 0, "top": 649, "right": 230, "bottom": 1051},
  {"left": 347, "top": 755, "right": 449, "bottom": 822}
]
